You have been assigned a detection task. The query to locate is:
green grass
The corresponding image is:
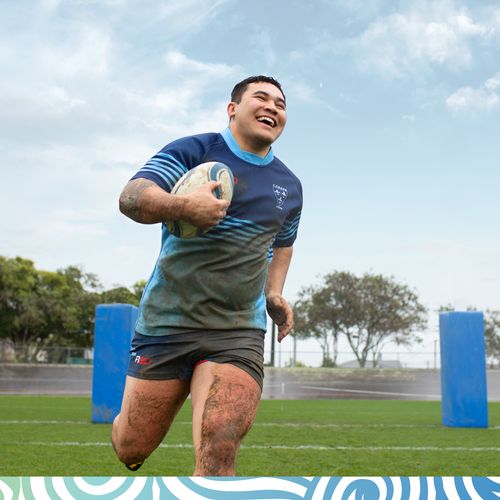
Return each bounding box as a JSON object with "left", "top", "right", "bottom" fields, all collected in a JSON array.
[{"left": 0, "top": 396, "right": 499, "bottom": 476}]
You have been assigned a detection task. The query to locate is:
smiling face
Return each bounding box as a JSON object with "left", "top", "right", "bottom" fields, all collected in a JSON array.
[{"left": 227, "top": 82, "right": 287, "bottom": 157}]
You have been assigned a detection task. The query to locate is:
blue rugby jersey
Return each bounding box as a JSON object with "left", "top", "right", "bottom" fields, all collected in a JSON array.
[{"left": 131, "top": 128, "right": 302, "bottom": 334}]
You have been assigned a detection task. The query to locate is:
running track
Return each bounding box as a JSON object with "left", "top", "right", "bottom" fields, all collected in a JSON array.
[{"left": 1, "top": 365, "right": 499, "bottom": 401}]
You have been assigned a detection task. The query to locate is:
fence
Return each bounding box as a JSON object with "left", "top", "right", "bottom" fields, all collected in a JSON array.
[
  {"left": 1, "top": 345, "right": 497, "bottom": 370},
  {"left": 0, "top": 344, "right": 92, "bottom": 365},
  {"left": 264, "top": 349, "right": 446, "bottom": 369},
  {"left": 0, "top": 343, "right": 438, "bottom": 368}
]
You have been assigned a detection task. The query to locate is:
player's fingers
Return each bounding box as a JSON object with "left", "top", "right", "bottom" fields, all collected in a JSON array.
[
  {"left": 205, "top": 182, "right": 230, "bottom": 209},
  {"left": 280, "top": 323, "right": 294, "bottom": 343},
  {"left": 206, "top": 180, "right": 222, "bottom": 192},
  {"left": 277, "top": 323, "right": 292, "bottom": 342},
  {"left": 277, "top": 301, "right": 293, "bottom": 324},
  {"left": 196, "top": 181, "right": 220, "bottom": 196}
]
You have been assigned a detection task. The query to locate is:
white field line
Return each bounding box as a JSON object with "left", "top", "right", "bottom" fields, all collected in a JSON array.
[
  {"left": 0, "top": 390, "right": 90, "bottom": 395},
  {"left": 254, "top": 423, "right": 500, "bottom": 429},
  {"left": 0, "top": 377, "right": 81, "bottom": 382},
  {"left": 300, "top": 385, "right": 441, "bottom": 399},
  {"left": 4, "top": 441, "right": 500, "bottom": 452},
  {"left": 0, "top": 420, "right": 498, "bottom": 429},
  {"left": 0, "top": 420, "right": 89, "bottom": 424}
]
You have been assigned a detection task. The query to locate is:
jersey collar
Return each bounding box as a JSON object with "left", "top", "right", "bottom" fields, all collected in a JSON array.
[{"left": 221, "top": 127, "right": 274, "bottom": 166}]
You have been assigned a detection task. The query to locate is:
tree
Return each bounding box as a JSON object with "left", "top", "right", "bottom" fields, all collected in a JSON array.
[
  {"left": 0, "top": 256, "right": 143, "bottom": 352},
  {"left": 100, "top": 286, "right": 140, "bottom": 307},
  {"left": 484, "top": 311, "right": 500, "bottom": 367},
  {"left": 293, "top": 285, "right": 340, "bottom": 367},
  {"left": 132, "top": 280, "right": 147, "bottom": 301},
  {"left": 294, "top": 271, "right": 428, "bottom": 368},
  {"left": 0, "top": 256, "right": 44, "bottom": 344}
]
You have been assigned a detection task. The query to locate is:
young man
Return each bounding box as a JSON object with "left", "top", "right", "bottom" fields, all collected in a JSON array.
[{"left": 113, "top": 76, "right": 302, "bottom": 475}]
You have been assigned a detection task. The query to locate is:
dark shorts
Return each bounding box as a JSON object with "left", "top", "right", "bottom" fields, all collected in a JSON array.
[{"left": 127, "top": 329, "right": 265, "bottom": 389}]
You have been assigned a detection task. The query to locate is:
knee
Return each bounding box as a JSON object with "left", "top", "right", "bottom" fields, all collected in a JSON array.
[
  {"left": 111, "top": 415, "right": 149, "bottom": 465},
  {"left": 112, "top": 436, "right": 148, "bottom": 465},
  {"left": 201, "top": 381, "right": 259, "bottom": 445},
  {"left": 202, "top": 407, "right": 253, "bottom": 445}
]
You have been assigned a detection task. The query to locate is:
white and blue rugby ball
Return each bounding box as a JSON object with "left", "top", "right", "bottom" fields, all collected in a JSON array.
[{"left": 166, "top": 161, "right": 234, "bottom": 238}]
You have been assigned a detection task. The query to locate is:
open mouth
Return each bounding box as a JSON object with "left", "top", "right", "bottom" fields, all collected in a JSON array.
[{"left": 257, "top": 116, "right": 276, "bottom": 128}]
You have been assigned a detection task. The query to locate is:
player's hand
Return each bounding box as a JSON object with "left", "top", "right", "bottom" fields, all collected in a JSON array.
[
  {"left": 181, "top": 181, "right": 229, "bottom": 229},
  {"left": 266, "top": 293, "right": 293, "bottom": 342}
]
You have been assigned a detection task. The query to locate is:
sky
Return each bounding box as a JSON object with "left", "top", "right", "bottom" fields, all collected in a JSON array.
[{"left": 1, "top": 0, "right": 499, "bottom": 366}]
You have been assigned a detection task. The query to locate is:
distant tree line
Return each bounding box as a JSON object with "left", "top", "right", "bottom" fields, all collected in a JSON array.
[
  {"left": 0, "top": 256, "right": 145, "bottom": 350},
  {"left": 2, "top": 256, "right": 499, "bottom": 368},
  {"left": 293, "top": 271, "right": 500, "bottom": 368}
]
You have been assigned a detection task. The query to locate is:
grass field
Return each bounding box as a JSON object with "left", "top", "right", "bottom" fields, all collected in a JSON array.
[{"left": 0, "top": 396, "right": 499, "bottom": 476}]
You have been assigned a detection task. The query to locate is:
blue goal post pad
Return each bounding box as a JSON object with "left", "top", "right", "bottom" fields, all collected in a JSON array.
[
  {"left": 91, "top": 304, "right": 138, "bottom": 423},
  {"left": 439, "top": 311, "right": 488, "bottom": 428}
]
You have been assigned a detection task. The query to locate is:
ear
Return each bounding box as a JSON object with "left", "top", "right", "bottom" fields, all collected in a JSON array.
[{"left": 227, "top": 101, "right": 236, "bottom": 120}]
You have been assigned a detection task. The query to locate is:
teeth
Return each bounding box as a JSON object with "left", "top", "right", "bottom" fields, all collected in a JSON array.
[{"left": 257, "top": 116, "right": 275, "bottom": 127}]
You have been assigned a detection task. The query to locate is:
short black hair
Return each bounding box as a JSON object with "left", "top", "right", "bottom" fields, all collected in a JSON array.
[{"left": 231, "top": 76, "right": 285, "bottom": 104}]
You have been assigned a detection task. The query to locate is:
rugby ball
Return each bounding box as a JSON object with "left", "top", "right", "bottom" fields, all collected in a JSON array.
[{"left": 166, "top": 161, "right": 234, "bottom": 238}]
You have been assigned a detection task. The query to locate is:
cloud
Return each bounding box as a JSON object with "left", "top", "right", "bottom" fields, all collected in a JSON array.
[
  {"left": 248, "top": 27, "right": 277, "bottom": 68},
  {"left": 287, "top": 81, "right": 342, "bottom": 115},
  {"left": 485, "top": 72, "right": 500, "bottom": 91},
  {"left": 0, "top": 43, "right": 239, "bottom": 203},
  {"left": 158, "top": 0, "right": 227, "bottom": 25},
  {"left": 0, "top": 0, "right": 240, "bottom": 284},
  {"left": 350, "top": 1, "right": 491, "bottom": 78},
  {"left": 446, "top": 71, "right": 500, "bottom": 110},
  {"left": 40, "top": 26, "right": 113, "bottom": 78},
  {"left": 0, "top": 15, "right": 239, "bottom": 147},
  {"left": 331, "top": 0, "right": 388, "bottom": 19},
  {"left": 163, "top": 50, "right": 238, "bottom": 79},
  {"left": 39, "top": 0, "right": 63, "bottom": 12}
]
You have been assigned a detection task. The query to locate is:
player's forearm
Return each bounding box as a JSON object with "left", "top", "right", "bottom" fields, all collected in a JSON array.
[
  {"left": 265, "top": 246, "right": 293, "bottom": 297},
  {"left": 119, "top": 178, "right": 186, "bottom": 224}
]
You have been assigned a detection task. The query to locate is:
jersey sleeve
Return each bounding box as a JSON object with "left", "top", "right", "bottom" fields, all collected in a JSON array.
[
  {"left": 273, "top": 209, "right": 302, "bottom": 247},
  {"left": 130, "top": 134, "right": 212, "bottom": 192},
  {"left": 273, "top": 177, "right": 303, "bottom": 248}
]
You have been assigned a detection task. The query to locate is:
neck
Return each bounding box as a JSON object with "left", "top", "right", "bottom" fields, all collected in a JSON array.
[{"left": 229, "top": 124, "right": 270, "bottom": 158}]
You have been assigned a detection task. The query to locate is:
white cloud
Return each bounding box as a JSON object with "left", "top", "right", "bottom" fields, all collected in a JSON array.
[
  {"left": 351, "top": 1, "right": 491, "bottom": 78},
  {"left": 287, "top": 81, "right": 342, "bottom": 115},
  {"left": 39, "top": 0, "right": 63, "bottom": 13},
  {"left": 248, "top": 28, "right": 277, "bottom": 68},
  {"left": 164, "top": 50, "right": 237, "bottom": 79},
  {"left": 40, "top": 26, "right": 112, "bottom": 78},
  {"left": 331, "top": 0, "right": 388, "bottom": 20},
  {"left": 0, "top": 0, "right": 239, "bottom": 285},
  {"left": 24, "top": 85, "right": 85, "bottom": 117},
  {"left": 157, "top": 0, "right": 228, "bottom": 37},
  {"left": 484, "top": 73, "right": 500, "bottom": 91},
  {"left": 288, "top": 81, "right": 320, "bottom": 103},
  {"left": 446, "top": 71, "right": 500, "bottom": 110}
]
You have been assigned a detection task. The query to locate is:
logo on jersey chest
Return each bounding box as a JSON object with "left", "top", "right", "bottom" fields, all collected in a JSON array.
[{"left": 273, "top": 184, "right": 288, "bottom": 210}]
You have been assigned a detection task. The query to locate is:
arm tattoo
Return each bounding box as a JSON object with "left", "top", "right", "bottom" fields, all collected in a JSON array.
[{"left": 119, "top": 178, "right": 157, "bottom": 222}]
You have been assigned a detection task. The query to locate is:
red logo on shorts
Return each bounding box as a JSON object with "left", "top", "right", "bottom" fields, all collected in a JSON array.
[{"left": 134, "top": 355, "right": 152, "bottom": 365}]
